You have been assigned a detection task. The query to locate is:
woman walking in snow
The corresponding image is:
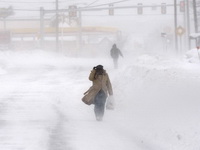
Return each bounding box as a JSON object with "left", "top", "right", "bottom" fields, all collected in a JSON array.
[{"left": 84, "top": 65, "right": 113, "bottom": 121}]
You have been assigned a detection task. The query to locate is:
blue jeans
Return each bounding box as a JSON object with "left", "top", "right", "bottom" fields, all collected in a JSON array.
[{"left": 94, "top": 90, "right": 107, "bottom": 121}]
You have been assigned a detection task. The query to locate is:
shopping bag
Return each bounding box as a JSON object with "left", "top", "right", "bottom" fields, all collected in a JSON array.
[{"left": 106, "top": 96, "right": 115, "bottom": 110}]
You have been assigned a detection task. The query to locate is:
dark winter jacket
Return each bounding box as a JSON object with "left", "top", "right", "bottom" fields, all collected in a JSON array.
[{"left": 110, "top": 44, "right": 123, "bottom": 59}]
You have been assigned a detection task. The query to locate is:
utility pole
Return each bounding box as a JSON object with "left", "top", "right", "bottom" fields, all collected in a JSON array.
[
  {"left": 174, "top": 0, "right": 178, "bottom": 51},
  {"left": 3, "top": 18, "right": 6, "bottom": 30},
  {"left": 56, "top": 0, "right": 59, "bottom": 51},
  {"left": 78, "top": 10, "right": 82, "bottom": 52},
  {"left": 193, "top": 0, "right": 198, "bottom": 33},
  {"left": 186, "top": 0, "right": 191, "bottom": 49},
  {"left": 193, "top": 0, "right": 199, "bottom": 46},
  {"left": 40, "top": 7, "right": 44, "bottom": 48}
]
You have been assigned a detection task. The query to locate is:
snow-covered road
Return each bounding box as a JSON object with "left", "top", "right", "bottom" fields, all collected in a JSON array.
[{"left": 0, "top": 50, "right": 200, "bottom": 150}]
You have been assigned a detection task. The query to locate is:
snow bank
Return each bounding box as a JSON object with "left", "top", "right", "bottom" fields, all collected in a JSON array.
[
  {"left": 185, "top": 48, "right": 200, "bottom": 63},
  {"left": 112, "top": 53, "right": 200, "bottom": 150}
]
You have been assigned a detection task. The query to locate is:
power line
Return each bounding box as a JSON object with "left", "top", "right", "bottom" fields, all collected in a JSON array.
[
  {"left": 0, "top": 0, "right": 76, "bottom": 3},
  {"left": 13, "top": 9, "right": 40, "bottom": 12},
  {"left": 83, "top": 0, "right": 132, "bottom": 8},
  {"left": 0, "top": 1, "right": 54, "bottom": 3},
  {"left": 84, "top": 0, "right": 99, "bottom": 7},
  {"left": 0, "top": 0, "right": 132, "bottom": 6}
]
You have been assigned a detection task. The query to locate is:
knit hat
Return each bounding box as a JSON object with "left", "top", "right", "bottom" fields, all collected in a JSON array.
[{"left": 96, "top": 65, "right": 103, "bottom": 69}]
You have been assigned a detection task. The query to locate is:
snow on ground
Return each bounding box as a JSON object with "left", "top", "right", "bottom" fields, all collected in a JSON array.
[{"left": 0, "top": 49, "right": 200, "bottom": 150}]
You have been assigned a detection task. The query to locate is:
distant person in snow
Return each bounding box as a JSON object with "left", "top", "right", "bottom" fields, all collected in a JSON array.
[
  {"left": 84, "top": 65, "right": 113, "bottom": 121},
  {"left": 110, "top": 44, "right": 123, "bottom": 69},
  {"left": 197, "top": 37, "right": 200, "bottom": 48}
]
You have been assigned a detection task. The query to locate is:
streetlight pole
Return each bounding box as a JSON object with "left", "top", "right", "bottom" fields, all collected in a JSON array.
[
  {"left": 40, "top": 7, "right": 44, "bottom": 48},
  {"left": 186, "top": 0, "right": 191, "bottom": 49},
  {"left": 174, "top": 0, "right": 178, "bottom": 51},
  {"left": 193, "top": 0, "right": 198, "bottom": 33},
  {"left": 193, "top": 0, "right": 199, "bottom": 46},
  {"left": 3, "top": 17, "right": 6, "bottom": 30},
  {"left": 78, "top": 10, "right": 82, "bottom": 52},
  {"left": 56, "top": 0, "right": 59, "bottom": 51}
]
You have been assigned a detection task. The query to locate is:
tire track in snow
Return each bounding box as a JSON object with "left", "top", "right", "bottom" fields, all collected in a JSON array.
[{"left": 48, "top": 104, "right": 73, "bottom": 150}]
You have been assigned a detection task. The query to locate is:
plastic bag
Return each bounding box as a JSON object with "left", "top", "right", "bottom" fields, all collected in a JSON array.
[{"left": 106, "top": 96, "right": 115, "bottom": 110}]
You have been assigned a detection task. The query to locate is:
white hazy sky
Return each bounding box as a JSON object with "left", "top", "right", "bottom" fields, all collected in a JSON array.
[
  {"left": 0, "top": 0, "right": 175, "bottom": 18},
  {"left": 1, "top": 0, "right": 175, "bottom": 10}
]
